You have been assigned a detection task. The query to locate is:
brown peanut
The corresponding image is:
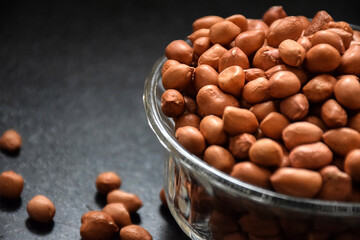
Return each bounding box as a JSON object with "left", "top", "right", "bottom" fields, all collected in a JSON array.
[
  {"left": 209, "top": 20, "right": 241, "bottom": 45},
  {"left": 326, "top": 28, "right": 353, "bottom": 49},
  {"left": 231, "top": 161, "right": 272, "bottom": 189},
  {"left": 247, "top": 19, "right": 269, "bottom": 35},
  {"left": 304, "top": 116, "right": 327, "bottom": 132},
  {"left": 311, "top": 30, "right": 345, "bottom": 54},
  {"left": 244, "top": 68, "right": 266, "bottom": 82},
  {"left": 253, "top": 46, "right": 281, "bottom": 71},
  {"left": 95, "top": 172, "right": 121, "bottom": 195},
  {"left": 203, "top": 145, "right": 236, "bottom": 174},
  {"left": 280, "top": 93, "right": 309, "bottom": 121},
  {"left": 107, "top": 190, "right": 143, "bottom": 213},
  {"left": 249, "top": 138, "right": 283, "bottom": 167},
  {"left": 192, "top": 15, "right": 224, "bottom": 31},
  {"left": 289, "top": 142, "right": 333, "bottom": 169},
  {"left": 175, "top": 113, "right": 201, "bottom": 130},
  {"left": 226, "top": 14, "right": 248, "bottom": 31},
  {"left": 262, "top": 6, "right": 287, "bottom": 26},
  {"left": 297, "top": 36, "right": 312, "bottom": 52},
  {"left": 193, "top": 37, "right": 211, "bottom": 57},
  {"left": 161, "top": 64, "right": 193, "bottom": 91},
  {"left": 270, "top": 167, "right": 323, "bottom": 198},
  {"left": 278, "top": 39, "right": 306, "bottom": 67},
  {"left": 234, "top": 30, "right": 265, "bottom": 56},
  {"left": 222, "top": 106, "right": 259, "bottom": 135},
  {"left": 250, "top": 101, "right": 277, "bottom": 122},
  {"left": 321, "top": 99, "right": 347, "bottom": 128},
  {"left": 0, "top": 170, "right": 24, "bottom": 199},
  {"left": 345, "top": 149, "right": 360, "bottom": 182},
  {"left": 175, "top": 126, "right": 206, "bottom": 155},
  {"left": 323, "top": 127, "right": 360, "bottom": 156},
  {"left": 188, "top": 28, "right": 210, "bottom": 44},
  {"left": 334, "top": 75, "right": 360, "bottom": 110},
  {"left": 282, "top": 122, "right": 324, "bottom": 150},
  {"left": 218, "top": 47, "right": 249, "bottom": 72},
  {"left": 27, "top": 195, "right": 56, "bottom": 223},
  {"left": 302, "top": 74, "right": 336, "bottom": 103},
  {"left": 80, "top": 211, "right": 118, "bottom": 240},
  {"left": 119, "top": 225, "right": 153, "bottom": 240},
  {"left": 196, "top": 85, "right": 240, "bottom": 117},
  {"left": 102, "top": 203, "right": 132, "bottom": 228},
  {"left": 266, "top": 16, "right": 304, "bottom": 47},
  {"left": 198, "top": 44, "right": 227, "bottom": 70},
  {"left": 268, "top": 71, "right": 301, "bottom": 98},
  {"left": 0, "top": 129, "right": 22, "bottom": 152},
  {"left": 228, "top": 133, "right": 256, "bottom": 159},
  {"left": 242, "top": 77, "right": 271, "bottom": 103},
  {"left": 193, "top": 64, "right": 219, "bottom": 91},
  {"left": 199, "top": 115, "right": 228, "bottom": 145},
  {"left": 265, "top": 64, "right": 309, "bottom": 85},
  {"left": 165, "top": 40, "right": 194, "bottom": 65},
  {"left": 160, "top": 89, "right": 185, "bottom": 118},
  {"left": 305, "top": 43, "right": 341, "bottom": 73},
  {"left": 218, "top": 66, "right": 245, "bottom": 97},
  {"left": 161, "top": 59, "right": 180, "bottom": 75},
  {"left": 260, "top": 112, "right": 290, "bottom": 140},
  {"left": 304, "top": 10, "right": 334, "bottom": 36},
  {"left": 338, "top": 42, "right": 360, "bottom": 76}
]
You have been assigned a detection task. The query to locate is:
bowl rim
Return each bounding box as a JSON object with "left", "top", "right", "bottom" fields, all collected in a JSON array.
[{"left": 143, "top": 36, "right": 360, "bottom": 217}]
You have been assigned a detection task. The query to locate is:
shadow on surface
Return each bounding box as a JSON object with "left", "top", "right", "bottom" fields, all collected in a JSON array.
[
  {"left": 0, "top": 197, "right": 22, "bottom": 212},
  {"left": 1, "top": 148, "right": 20, "bottom": 157},
  {"left": 25, "top": 218, "right": 54, "bottom": 235},
  {"left": 130, "top": 212, "right": 141, "bottom": 225},
  {"left": 94, "top": 192, "right": 107, "bottom": 208},
  {"left": 159, "top": 205, "right": 189, "bottom": 239}
]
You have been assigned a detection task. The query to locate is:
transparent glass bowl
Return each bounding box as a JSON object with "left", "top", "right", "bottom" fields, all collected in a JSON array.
[{"left": 143, "top": 53, "right": 360, "bottom": 239}]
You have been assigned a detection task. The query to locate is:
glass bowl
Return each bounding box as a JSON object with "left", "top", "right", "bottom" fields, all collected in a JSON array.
[{"left": 143, "top": 44, "right": 360, "bottom": 240}]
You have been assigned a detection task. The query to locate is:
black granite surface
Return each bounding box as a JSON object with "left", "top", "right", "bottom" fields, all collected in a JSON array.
[{"left": 0, "top": 0, "right": 359, "bottom": 239}]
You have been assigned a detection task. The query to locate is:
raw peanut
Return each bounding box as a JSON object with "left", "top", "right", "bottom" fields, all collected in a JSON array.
[
  {"left": 159, "top": 188, "right": 167, "bottom": 207},
  {"left": 270, "top": 167, "right": 322, "bottom": 198},
  {"left": 311, "top": 30, "right": 345, "bottom": 54},
  {"left": 344, "top": 149, "right": 360, "bottom": 182},
  {"left": 228, "top": 133, "right": 256, "bottom": 159},
  {"left": 161, "top": 59, "right": 180, "bottom": 75},
  {"left": 95, "top": 172, "right": 121, "bottom": 195},
  {"left": 338, "top": 42, "right": 360, "bottom": 76},
  {"left": 234, "top": 30, "right": 265, "bottom": 56},
  {"left": 304, "top": 116, "right": 327, "bottom": 132},
  {"left": 222, "top": 106, "right": 259, "bottom": 135},
  {"left": 103, "top": 203, "right": 132, "bottom": 228},
  {"left": 297, "top": 36, "right": 312, "bottom": 52},
  {"left": 218, "top": 47, "right": 249, "bottom": 72},
  {"left": 242, "top": 77, "right": 271, "bottom": 104},
  {"left": 226, "top": 14, "right": 248, "bottom": 31},
  {"left": 262, "top": 6, "right": 287, "bottom": 26},
  {"left": 247, "top": 19, "right": 269, "bottom": 35},
  {"left": 119, "top": 225, "right": 153, "bottom": 240},
  {"left": 282, "top": 122, "right": 324, "bottom": 150},
  {"left": 183, "top": 96, "right": 197, "bottom": 113},
  {"left": 249, "top": 138, "right": 283, "bottom": 167},
  {"left": 230, "top": 161, "right": 272, "bottom": 189},
  {"left": 175, "top": 113, "right": 201, "bottom": 130},
  {"left": 354, "top": 30, "right": 360, "bottom": 41},
  {"left": 348, "top": 113, "right": 360, "bottom": 132},
  {"left": 268, "top": 71, "right": 301, "bottom": 98},
  {"left": 323, "top": 127, "right": 360, "bottom": 156},
  {"left": 260, "top": 112, "right": 289, "bottom": 140},
  {"left": 193, "top": 64, "right": 219, "bottom": 91},
  {"left": 161, "top": 64, "right": 193, "bottom": 91},
  {"left": 27, "top": 195, "right": 56, "bottom": 223},
  {"left": 298, "top": 15, "right": 311, "bottom": 30},
  {"left": 107, "top": 190, "right": 143, "bottom": 213},
  {"left": 239, "top": 214, "right": 280, "bottom": 238},
  {"left": 323, "top": 21, "right": 354, "bottom": 34},
  {"left": 160, "top": 89, "right": 185, "bottom": 117},
  {"left": 175, "top": 126, "right": 206, "bottom": 155},
  {"left": 244, "top": 68, "right": 266, "bottom": 82},
  {"left": 250, "top": 101, "right": 277, "bottom": 122},
  {"left": 278, "top": 39, "right": 306, "bottom": 67},
  {"left": 0, "top": 129, "right": 22, "bottom": 152},
  {"left": 80, "top": 211, "right": 118, "bottom": 240},
  {"left": 267, "top": 16, "right": 303, "bottom": 47},
  {"left": 0, "top": 170, "right": 24, "bottom": 199},
  {"left": 280, "top": 93, "right": 309, "bottom": 121},
  {"left": 192, "top": 15, "right": 224, "bottom": 31},
  {"left": 289, "top": 142, "right": 333, "bottom": 169},
  {"left": 305, "top": 44, "right": 341, "bottom": 73},
  {"left": 209, "top": 20, "right": 241, "bottom": 45},
  {"left": 193, "top": 36, "right": 211, "bottom": 56},
  {"left": 203, "top": 145, "right": 235, "bottom": 174},
  {"left": 223, "top": 232, "right": 248, "bottom": 240},
  {"left": 302, "top": 74, "right": 337, "bottom": 103},
  {"left": 198, "top": 44, "right": 227, "bottom": 70},
  {"left": 188, "top": 28, "right": 210, "bottom": 43},
  {"left": 199, "top": 115, "right": 228, "bottom": 145},
  {"left": 317, "top": 165, "right": 352, "bottom": 201},
  {"left": 265, "top": 64, "right": 308, "bottom": 85},
  {"left": 218, "top": 66, "right": 245, "bottom": 97},
  {"left": 165, "top": 40, "right": 194, "bottom": 65},
  {"left": 321, "top": 99, "right": 347, "bottom": 128},
  {"left": 334, "top": 75, "right": 360, "bottom": 110},
  {"left": 305, "top": 10, "right": 334, "bottom": 36},
  {"left": 326, "top": 28, "right": 353, "bottom": 49},
  {"left": 196, "top": 85, "right": 240, "bottom": 117},
  {"left": 253, "top": 46, "right": 281, "bottom": 71}
]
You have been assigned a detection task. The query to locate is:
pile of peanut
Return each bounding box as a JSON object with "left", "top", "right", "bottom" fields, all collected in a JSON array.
[{"left": 161, "top": 6, "right": 360, "bottom": 201}]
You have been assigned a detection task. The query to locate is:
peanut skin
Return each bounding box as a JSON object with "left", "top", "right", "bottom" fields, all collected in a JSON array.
[
  {"left": 289, "top": 142, "right": 333, "bottom": 169},
  {"left": 222, "top": 106, "right": 259, "bottom": 135},
  {"left": 231, "top": 161, "right": 272, "bottom": 189}
]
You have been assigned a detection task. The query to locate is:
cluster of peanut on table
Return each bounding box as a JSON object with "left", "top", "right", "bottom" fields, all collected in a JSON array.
[
  {"left": 161, "top": 6, "right": 360, "bottom": 201},
  {"left": 0, "top": 130, "right": 153, "bottom": 240}
]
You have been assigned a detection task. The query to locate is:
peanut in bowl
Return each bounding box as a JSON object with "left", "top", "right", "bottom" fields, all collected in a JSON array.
[{"left": 143, "top": 7, "right": 360, "bottom": 240}]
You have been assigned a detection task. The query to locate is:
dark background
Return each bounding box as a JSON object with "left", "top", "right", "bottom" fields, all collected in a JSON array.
[{"left": 0, "top": 0, "right": 359, "bottom": 239}]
